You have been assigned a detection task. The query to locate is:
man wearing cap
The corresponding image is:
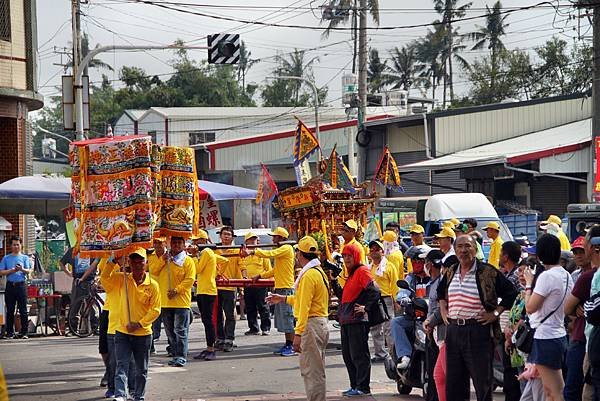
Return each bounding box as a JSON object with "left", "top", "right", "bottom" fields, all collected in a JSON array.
[
  {"left": 435, "top": 227, "right": 458, "bottom": 265},
  {"left": 483, "top": 222, "right": 503, "bottom": 269},
  {"left": 268, "top": 236, "right": 330, "bottom": 401},
  {"left": 245, "top": 226, "right": 296, "bottom": 356},
  {"left": 152, "top": 236, "right": 196, "bottom": 367},
  {"left": 541, "top": 215, "right": 571, "bottom": 251},
  {"left": 339, "top": 219, "right": 366, "bottom": 286},
  {"left": 564, "top": 235, "right": 594, "bottom": 401},
  {"left": 147, "top": 237, "right": 167, "bottom": 354},
  {"left": 405, "top": 224, "right": 426, "bottom": 274},
  {"left": 382, "top": 230, "right": 405, "bottom": 283},
  {"left": 240, "top": 232, "right": 272, "bottom": 336},
  {"left": 100, "top": 248, "right": 161, "bottom": 401},
  {"left": 368, "top": 240, "right": 397, "bottom": 362}
]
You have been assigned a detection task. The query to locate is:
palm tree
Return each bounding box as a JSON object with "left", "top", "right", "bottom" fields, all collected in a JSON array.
[
  {"left": 414, "top": 26, "right": 445, "bottom": 101},
  {"left": 237, "top": 41, "right": 258, "bottom": 92},
  {"left": 433, "top": 0, "right": 472, "bottom": 105},
  {"left": 367, "top": 48, "right": 387, "bottom": 93},
  {"left": 387, "top": 44, "right": 426, "bottom": 93},
  {"left": 69, "top": 33, "right": 114, "bottom": 74},
  {"left": 275, "top": 49, "right": 319, "bottom": 104},
  {"left": 468, "top": 1, "right": 509, "bottom": 91}
]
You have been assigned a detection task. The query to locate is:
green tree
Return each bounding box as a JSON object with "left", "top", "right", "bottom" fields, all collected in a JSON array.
[
  {"left": 320, "top": 0, "right": 380, "bottom": 38},
  {"left": 387, "top": 44, "right": 426, "bottom": 92},
  {"left": 367, "top": 48, "right": 387, "bottom": 93},
  {"left": 237, "top": 41, "right": 258, "bottom": 93},
  {"left": 533, "top": 37, "right": 570, "bottom": 97},
  {"left": 414, "top": 26, "right": 445, "bottom": 100},
  {"left": 68, "top": 33, "right": 114, "bottom": 74}
]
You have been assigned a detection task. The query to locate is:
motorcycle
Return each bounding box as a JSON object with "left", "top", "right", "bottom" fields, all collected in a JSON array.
[{"left": 384, "top": 280, "right": 429, "bottom": 396}]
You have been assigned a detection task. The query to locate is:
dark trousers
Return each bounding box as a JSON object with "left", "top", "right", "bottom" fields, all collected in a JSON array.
[
  {"left": 244, "top": 287, "right": 271, "bottom": 333},
  {"left": 445, "top": 323, "right": 494, "bottom": 401},
  {"left": 564, "top": 340, "right": 586, "bottom": 401},
  {"left": 5, "top": 281, "right": 28, "bottom": 335},
  {"left": 197, "top": 294, "right": 216, "bottom": 347},
  {"left": 501, "top": 344, "right": 521, "bottom": 401},
  {"left": 341, "top": 323, "right": 371, "bottom": 393},
  {"left": 217, "top": 290, "right": 236, "bottom": 342},
  {"left": 162, "top": 308, "right": 190, "bottom": 360},
  {"left": 425, "top": 337, "right": 439, "bottom": 401},
  {"left": 107, "top": 333, "right": 136, "bottom": 394},
  {"left": 114, "top": 331, "right": 151, "bottom": 400}
]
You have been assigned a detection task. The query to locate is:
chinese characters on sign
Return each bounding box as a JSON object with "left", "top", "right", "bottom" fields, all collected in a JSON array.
[
  {"left": 281, "top": 190, "right": 313, "bottom": 209},
  {"left": 199, "top": 196, "right": 223, "bottom": 230}
]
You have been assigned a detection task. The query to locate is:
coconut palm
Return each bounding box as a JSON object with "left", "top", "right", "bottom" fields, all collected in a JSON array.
[
  {"left": 275, "top": 49, "right": 319, "bottom": 104},
  {"left": 69, "top": 33, "right": 114, "bottom": 74},
  {"left": 367, "top": 48, "right": 388, "bottom": 93},
  {"left": 237, "top": 41, "right": 258, "bottom": 92},
  {"left": 414, "top": 25, "right": 445, "bottom": 100},
  {"left": 320, "top": 0, "right": 380, "bottom": 38},
  {"left": 387, "top": 44, "right": 427, "bottom": 93},
  {"left": 468, "top": 1, "right": 509, "bottom": 90}
]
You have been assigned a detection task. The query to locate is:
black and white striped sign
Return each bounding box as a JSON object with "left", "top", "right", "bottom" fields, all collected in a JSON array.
[{"left": 208, "top": 34, "right": 240, "bottom": 64}]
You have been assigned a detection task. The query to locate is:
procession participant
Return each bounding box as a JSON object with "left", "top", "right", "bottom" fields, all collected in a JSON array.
[
  {"left": 368, "top": 240, "right": 397, "bottom": 362},
  {"left": 339, "top": 219, "right": 366, "bottom": 286},
  {"left": 541, "top": 214, "right": 571, "bottom": 251},
  {"left": 385, "top": 221, "right": 408, "bottom": 253},
  {"left": 100, "top": 248, "right": 161, "bottom": 401},
  {"left": 245, "top": 226, "right": 296, "bottom": 356},
  {"left": 435, "top": 227, "right": 458, "bottom": 265},
  {"left": 193, "top": 229, "right": 227, "bottom": 361},
  {"left": 147, "top": 237, "right": 167, "bottom": 354},
  {"left": 268, "top": 236, "right": 330, "bottom": 401},
  {"left": 382, "top": 230, "right": 405, "bottom": 281},
  {"left": 0, "top": 236, "right": 32, "bottom": 339},
  {"left": 405, "top": 224, "right": 426, "bottom": 274},
  {"left": 214, "top": 226, "right": 242, "bottom": 352},
  {"left": 240, "top": 232, "right": 272, "bottom": 336},
  {"left": 152, "top": 236, "right": 196, "bottom": 367},
  {"left": 484, "top": 222, "right": 503, "bottom": 269},
  {"left": 463, "top": 218, "right": 485, "bottom": 261}
]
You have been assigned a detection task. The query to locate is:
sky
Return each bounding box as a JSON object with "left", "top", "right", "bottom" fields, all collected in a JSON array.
[{"left": 35, "top": 0, "right": 589, "bottom": 109}]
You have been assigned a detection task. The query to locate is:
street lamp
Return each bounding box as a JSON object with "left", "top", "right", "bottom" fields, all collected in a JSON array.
[{"left": 266, "top": 75, "right": 321, "bottom": 159}]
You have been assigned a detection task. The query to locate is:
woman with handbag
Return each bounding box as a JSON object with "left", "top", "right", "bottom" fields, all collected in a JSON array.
[
  {"left": 330, "top": 243, "right": 381, "bottom": 397},
  {"left": 524, "top": 234, "right": 573, "bottom": 401}
]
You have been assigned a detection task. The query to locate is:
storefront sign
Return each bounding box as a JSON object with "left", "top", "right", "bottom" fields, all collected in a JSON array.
[
  {"left": 198, "top": 196, "right": 223, "bottom": 230},
  {"left": 281, "top": 189, "right": 313, "bottom": 209}
]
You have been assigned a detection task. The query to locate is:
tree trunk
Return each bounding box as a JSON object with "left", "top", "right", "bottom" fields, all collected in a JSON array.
[{"left": 448, "top": 22, "right": 454, "bottom": 103}]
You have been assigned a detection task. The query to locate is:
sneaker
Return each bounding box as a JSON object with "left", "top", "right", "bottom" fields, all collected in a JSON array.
[
  {"left": 371, "top": 355, "right": 387, "bottom": 363},
  {"left": 4, "top": 334, "right": 14, "bottom": 340},
  {"left": 214, "top": 341, "right": 225, "bottom": 351},
  {"left": 100, "top": 373, "right": 108, "bottom": 387},
  {"left": 203, "top": 351, "right": 216, "bottom": 361},
  {"left": 173, "top": 357, "right": 187, "bottom": 367},
  {"left": 342, "top": 388, "right": 355, "bottom": 396},
  {"left": 345, "top": 389, "right": 370, "bottom": 397},
  {"left": 280, "top": 345, "right": 296, "bottom": 357},
  {"left": 396, "top": 356, "right": 410, "bottom": 371},
  {"left": 261, "top": 330, "right": 270, "bottom": 336},
  {"left": 273, "top": 345, "right": 286, "bottom": 355},
  {"left": 223, "top": 342, "right": 233, "bottom": 352},
  {"left": 112, "top": 397, "right": 126, "bottom": 401},
  {"left": 104, "top": 390, "right": 114, "bottom": 398},
  {"left": 167, "top": 358, "right": 178, "bottom": 366},
  {"left": 149, "top": 344, "right": 156, "bottom": 355},
  {"left": 193, "top": 350, "right": 208, "bottom": 360},
  {"left": 244, "top": 330, "right": 260, "bottom": 336},
  {"left": 19, "top": 334, "right": 28, "bottom": 340},
  {"left": 240, "top": 315, "right": 247, "bottom": 320}
]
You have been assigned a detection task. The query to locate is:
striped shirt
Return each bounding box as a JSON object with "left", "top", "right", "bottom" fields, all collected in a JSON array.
[{"left": 448, "top": 261, "right": 485, "bottom": 320}]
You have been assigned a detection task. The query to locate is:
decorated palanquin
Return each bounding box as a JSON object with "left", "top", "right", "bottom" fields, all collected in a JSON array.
[{"left": 69, "top": 135, "right": 199, "bottom": 258}]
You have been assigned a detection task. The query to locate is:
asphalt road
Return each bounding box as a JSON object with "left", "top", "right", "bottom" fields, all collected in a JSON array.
[{"left": 3, "top": 318, "right": 408, "bottom": 401}]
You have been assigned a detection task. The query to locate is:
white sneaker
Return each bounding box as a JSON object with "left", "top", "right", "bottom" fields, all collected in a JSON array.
[
  {"left": 396, "top": 356, "right": 410, "bottom": 370},
  {"left": 113, "top": 397, "right": 126, "bottom": 401}
]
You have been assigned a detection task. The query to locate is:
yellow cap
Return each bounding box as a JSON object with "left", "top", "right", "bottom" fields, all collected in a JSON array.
[
  {"left": 450, "top": 218, "right": 460, "bottom": 226},
  {"left": 192, "top": 229, "right": 209, "bottom": 240},
  {"left": 542, "top": 215, "right": 562, "bottom": 226},
  {"left": 442, "top": 221, "right": 455, "bottom": 229},
  {"left": 297, "top": 236, "right": 319, "bottom": 253},
  {"left": 244, "top": 231, "right": 258, "bottom": 241},
  {"left": 153, "top": 236, "right": 167, "bottom": 243},
  {"left": 435, "top": 227, "right": 456, "bottom": 240},
  {"left": 483, "top": 221, "right": 501, "bottom": 231},
  {"left": 268, "top": 226, "right": 289, "bottom": 239},
  {"left": 409, "top": 224, "right": 425, "bottom": 234},
  {"left": 382, "top": 230, "right": 398, "bottom": 242},
  {"left": 344, "top": 219, "right": 358, "bottom": 231},
  {"left": 129, "top": 247, "right": 147, "bottom": 259}
]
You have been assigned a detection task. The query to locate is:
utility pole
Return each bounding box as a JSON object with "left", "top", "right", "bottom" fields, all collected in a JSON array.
[
  {"left": 592, "top": 3, "right": 600, "bottom": 201},
  {"left": 71, "top": 0, "right": 84, "bottom": 140},
  {"left": 355, "top": 0, "right": 368, "bottom": 182}
]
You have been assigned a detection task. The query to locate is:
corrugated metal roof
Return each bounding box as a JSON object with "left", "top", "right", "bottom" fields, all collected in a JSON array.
[
  {"left": 398, "top": 118, "right": 591, "bottom": 172},
  {"left": 124, "top": 109, "right": 146, "bottom": 121}
]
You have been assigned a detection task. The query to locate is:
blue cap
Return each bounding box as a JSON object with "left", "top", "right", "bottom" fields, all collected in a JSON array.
[
  {"left": 524, "top": 245, "right": 536, "bottom": 255},
  {"left": 590, "top": 237, "right": 600, "bottom": 246}
]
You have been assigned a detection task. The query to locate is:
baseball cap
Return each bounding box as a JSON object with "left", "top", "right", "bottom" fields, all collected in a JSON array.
[
  {"left": 382, "top": 230, "right": 398, "bottom": 242},
  {"left": 425, "top": 249, "right": 445, "bottom": 265},
  {"left": 435, "top": 227, "right": 456, "bottom": 240},
  {"left": 450, "top": 218, "right": 460, "bottom": 227},
  {"left": 368, "top": 240, "right": 384, "bottom": 250},
  {"left": 129, "top": 247, "right": 147, "bottom": 259},
  {"left": 268, "top": 226, "right": 289, "bottom": 239},
  {"left": 192, "top": 230, "right": 209, "bottom": 240},
  {"left": 406, "top": 244, "right": 432, "bottom": 260},
  {"left": 344, "top": 219, "right": 359, "bottom": 231},
  {"left": 571, "top": 236, "right": 585, "bottom": 250},
  {"left": 483, "top": 221, "right": 501, "bottom": 231},
  {"left": 442, "top": 221, "right": 455, "bottom": 229},
  {"left": 244, "top": 231, "right": 258, "bottom": 241},
  {"left": 541, "top": 215, "right": 562, "bottom": 226},
  {"left": 297, "top": 236, "right": 319, "bottom": 253},
  {"left": 409, "top": 224, "right": 425, "bottom": 234}
]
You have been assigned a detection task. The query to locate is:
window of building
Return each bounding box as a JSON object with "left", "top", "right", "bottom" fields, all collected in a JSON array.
[
  {"left": 189, "top": 131, "right": 216, "bottom": 146},
  {"left": 0, "top": 0, "right": 10, "bottom": 42}
]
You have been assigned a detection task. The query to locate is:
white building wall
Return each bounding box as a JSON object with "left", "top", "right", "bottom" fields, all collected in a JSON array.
[
  {"left": 0, "top": 0, "right": 27, "bottom": 90},
  {"left": 539, "top": 146, "right": 590, "bottom": 174},
  {"left": 113, "top": 114, "right": 134, "bottom": 136}
]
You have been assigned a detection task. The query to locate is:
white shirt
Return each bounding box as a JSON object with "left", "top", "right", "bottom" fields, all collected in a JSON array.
[
  {"left": 442, "top": 247, "right": 456, "bottom": 263},
  {"left": 530, "top": 266, "right": 573, "bottom": 339}
]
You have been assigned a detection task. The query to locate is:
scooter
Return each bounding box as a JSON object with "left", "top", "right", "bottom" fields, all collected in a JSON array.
[{"left": 384, "top": 280, "right": 429, "bottom": 397}]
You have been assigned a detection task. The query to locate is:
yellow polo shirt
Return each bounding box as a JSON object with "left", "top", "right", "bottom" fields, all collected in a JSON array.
[
  {"left": 196, "top": 248, "right": 228, "bottom": 296},
  {"left": 488, "top": 237, "right": 503, "bottom": 269},
  {"left": 147, "top": 253, "right": 166, "bottom": 282},
  {"left": 216, "top": 248, "right": 241, "bottom": 291},
  {"left": 370, "top": 258, "right": 398, "bottom": 298},
  {"left": 155, "top": 253, "right": 196, "bottom": 308},
  {"left": 387, "top": 250, "right": 406, "bottom": 280},
  {"left": 286, "top": 266, "right": 329, "bottom": 335},
  {"left": 558, "top": 231, "right": 571, "bottom": 251},
  {"left": 100, "top": 261, "right": 161, "bottom": 336},
  {"left": 241, "top": 254, "right": 272, "bottom": 278},
  {"left": 256, "top": 244, "right": 295, "bottom": 289}
]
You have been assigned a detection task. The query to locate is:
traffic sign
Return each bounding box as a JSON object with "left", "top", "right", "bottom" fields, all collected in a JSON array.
[{"left": 207, "top": 34, "right": 240, "bottom": 64}]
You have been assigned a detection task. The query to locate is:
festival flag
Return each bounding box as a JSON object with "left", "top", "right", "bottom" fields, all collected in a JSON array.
[
  {"left": 256, "top": 163, "right": 278, "bottom": 205},
  {"left": 293, "top": 116, "right": 320, "bottom": 165},
  {"left": 373, "top": 146, "right": 404, "bottom": 192},
  {"left": 322, "top": 145, "right": 355, "bottom": 193}
]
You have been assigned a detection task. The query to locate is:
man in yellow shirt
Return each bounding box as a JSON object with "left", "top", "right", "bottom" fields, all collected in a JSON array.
[
  {"left": 245, "top": 226, "right": 296, "bottom": 356},
  {"left": 484, "top": 221, "right": 503, "bottom": 269},
  {"left": 368, "top": 240, "right": 397, "bottom": 362},
  {"left": 240, "top": 232, "right": 272, "bottom": 336},
  {"left": 405, "top": 224, "right": 426, "bottom": 274},
  {"left": 268, "top": 236, "right": 329, "bottom": 401},
  {"left": 147, "top": 237, "right": 167, "bottom": 354},
  {"left": 541, "top": 214, "right": 571, "bottom": 251},
  {"left": 214, "top": 226, "right": 241, "bottom": 352},
  {"left": 151, "top": 236, "right": 196, "bottom": 367},
  {"left": 382, "top": 230, "right": 405, "bottom": 281},
  {"left": 100, "top": 248, "right": 161, "bottom": 401},
  {"left": 339, "top": 219, "right": 366, "bottom": 286}
]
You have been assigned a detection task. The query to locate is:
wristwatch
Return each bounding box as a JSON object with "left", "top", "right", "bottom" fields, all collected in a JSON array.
[{"left": 493, "top": 310, "right": 500, "bottom": 318}]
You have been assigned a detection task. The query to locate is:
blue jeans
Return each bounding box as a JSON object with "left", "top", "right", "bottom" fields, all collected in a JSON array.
[
  {"left": 564, "top": 340, "right": 586, "bottom": 401},
  {"left": 114, "top": 331, "right": 151, "bottom": 401},
  {"left": 107, "top": 333, "right": 136, "bottom": 394},
  {"left": 162, "top": 308, "right": 190, "bottom": 360},
  {"left": 391, "top": 316, "right": 413, "bottom": 359}
]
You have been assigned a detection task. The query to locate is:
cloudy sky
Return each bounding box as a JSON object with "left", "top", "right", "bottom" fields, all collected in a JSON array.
[{"left": 36, "top": 0, "right": 588, "bottom": 107}]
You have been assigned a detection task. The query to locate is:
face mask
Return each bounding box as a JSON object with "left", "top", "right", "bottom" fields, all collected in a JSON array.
[{"left": 412, "top": 260, "right": 425, "bottom": 274}]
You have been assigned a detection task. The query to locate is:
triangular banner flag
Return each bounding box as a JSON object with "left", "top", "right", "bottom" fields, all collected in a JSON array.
[
  {"left": 322, "top": 145, "right": 355, "bottom": 193},
  {"left": 293, "top": 117, "right": 320, "bottom": 165},
  {"left": 256, "top": 163, "right": 278, "bottom": 205},
  {"left": 373, "top": 146, "right": 404, "bottom": 192}
]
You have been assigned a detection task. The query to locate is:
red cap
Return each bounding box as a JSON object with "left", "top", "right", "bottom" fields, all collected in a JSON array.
[{"left": 572, "top": 236, "right": 585, "bottom": 250}]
